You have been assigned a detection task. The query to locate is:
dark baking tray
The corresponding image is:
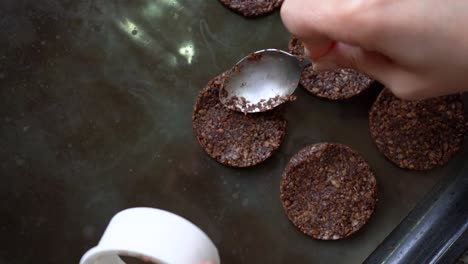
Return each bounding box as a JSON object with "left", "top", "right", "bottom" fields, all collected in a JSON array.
[{"left": 0, "top": 1, "right": 466, "bottom": 263}]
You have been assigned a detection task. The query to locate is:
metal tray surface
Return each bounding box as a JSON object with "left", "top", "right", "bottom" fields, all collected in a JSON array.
[{"left": 0, "top": 1, "right": 466, "bottom": 263}]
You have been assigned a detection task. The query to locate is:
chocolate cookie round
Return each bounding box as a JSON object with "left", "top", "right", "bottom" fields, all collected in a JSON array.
[
  {"left": 193, "top": 72, "right": 287, "bottom": 167},
  {"left": 218, "top": 0, "right": 283, "bottom": 18},
  {"left": 280, "top": 143, "right": 377, "bottom": 240},
  {"left": 288, "top": 36, "right": 305, "bottom": 57},
  {"left": 288, "top": 37, "right": 374, "bottom": 100},
  {"left": 369, "top": 89, "right": 467, "bottom": 170}
]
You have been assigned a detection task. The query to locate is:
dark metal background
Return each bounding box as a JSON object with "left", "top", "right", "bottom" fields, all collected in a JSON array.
[
  {"left": 0, "top": 1, "right": 466, "bottom": 263},
  {"left": 365, "top": 162, "right": 468, "bottom": 264}
]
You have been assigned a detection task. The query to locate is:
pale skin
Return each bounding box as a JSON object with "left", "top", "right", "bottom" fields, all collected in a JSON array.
[{"left": 281, "top": 0, "right": 468, "bottom": 100}]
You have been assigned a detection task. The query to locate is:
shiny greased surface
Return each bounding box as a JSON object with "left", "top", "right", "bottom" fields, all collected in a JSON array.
[{"left": 0, "top": 1, "right": 466, "bottom": 263}]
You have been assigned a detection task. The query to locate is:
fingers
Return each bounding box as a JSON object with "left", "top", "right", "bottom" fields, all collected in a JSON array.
[
  {"left": 310, "top": 43, "right": 434, "bottom": 100},
  {"left": 382, "top": 71, "right": 448, "bottom": 100},
  {"left": 281, "top": 0, "right": 468, "bottom": 100},
  {"left": 311, "top": 43, "right": 452, "bottom": 100},
  {"left": 280, "top": 0, "right": 334, "bottom": 59},
  {"left": 313, "top": 42, "right": 396, "bottom": 82},
  {"left": 281, "top": 0, "right": 373, "bottom": 56}
]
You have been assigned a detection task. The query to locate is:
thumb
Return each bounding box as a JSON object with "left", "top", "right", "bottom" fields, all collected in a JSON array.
[{"left": 310, "top": 42, "right": 396, "bottom": 85}]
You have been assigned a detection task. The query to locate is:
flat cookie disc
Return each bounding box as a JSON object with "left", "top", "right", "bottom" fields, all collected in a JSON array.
[
  {"left": 280, "top": 143, "right": 377, "bottom": 240},
  {"left": 369, "top": 89, "right": 467, "bottom": 170},
  {"left": 288, "top": 37, "right": 374, "bottom": 100},
  {"left": 288, "top": 36, "right": 305, "bottom": 57},
  {"left": 218, "top": 0, "right": 283, "bottom": 18},
  {"left": 192, "top": 72, "right": 287, "bottom": 167}
]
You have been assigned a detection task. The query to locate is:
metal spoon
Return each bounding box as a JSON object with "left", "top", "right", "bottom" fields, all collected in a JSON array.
[{"left": 219, "top": 49, "right": 311, "bottom": 113}]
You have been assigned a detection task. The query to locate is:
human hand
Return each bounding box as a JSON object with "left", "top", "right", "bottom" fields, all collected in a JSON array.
[{"left": 281, "top": 0, "right": 468, "bottom": 99}]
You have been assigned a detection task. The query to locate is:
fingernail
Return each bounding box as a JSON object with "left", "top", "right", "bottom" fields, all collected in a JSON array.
[{"left": 304, "top": 41, "right": 335, "bottom": 60}]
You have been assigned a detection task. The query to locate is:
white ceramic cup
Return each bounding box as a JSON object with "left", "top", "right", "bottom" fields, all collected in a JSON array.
[{"left": 80, "top": 207, "right": 220, "bottom": 264}]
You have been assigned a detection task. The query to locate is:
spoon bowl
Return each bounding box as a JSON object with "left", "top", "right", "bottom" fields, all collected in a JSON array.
[{"left": 219, "top": 49, "right": 310, "bottom": 113}]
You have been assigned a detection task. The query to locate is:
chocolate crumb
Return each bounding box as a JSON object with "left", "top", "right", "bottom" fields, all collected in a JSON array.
[
  {"left": 220, "top": 91, "right": 296, "bottom": 113},
  {"left": 246, "top": 52, "right": 263, "bottom": 62}
]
